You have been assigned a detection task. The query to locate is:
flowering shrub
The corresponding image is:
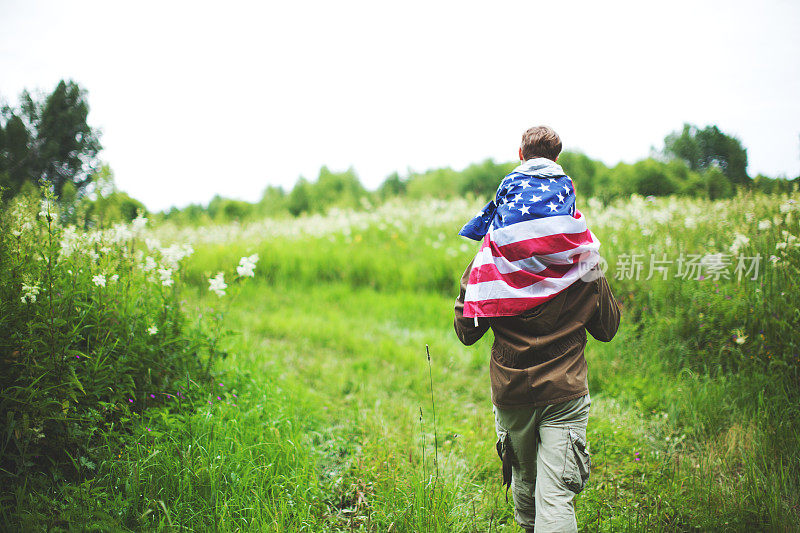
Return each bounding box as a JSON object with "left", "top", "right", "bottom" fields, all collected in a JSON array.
[{"left": 0, "top": 188, "right": 255, "bottom": 486}]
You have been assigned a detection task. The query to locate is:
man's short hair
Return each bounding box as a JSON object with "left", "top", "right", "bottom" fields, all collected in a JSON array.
[{"left": 520, "top": 126, "right": 562, "bottom": 161}]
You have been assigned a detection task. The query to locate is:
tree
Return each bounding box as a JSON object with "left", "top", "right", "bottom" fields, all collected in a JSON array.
[
  {"left": 0, "top": 114, "right": 33, "bottom": 197},
  {"left": 287, "top": 177, "right": 312, "bottom": 216},
  {"left": 664, "top": 124, "right": 749, "bottom": 185},
  {"left": 459, "top": 159, "right": 517, "bottom": 198},
  {"left": 557, "top": 151, "right": 608, "bottom": 198},
  {"left": 313, "top": 166, "right": 366, "bottom": 211},
  {"left": 258, "top": 185, "right": 288, "bottom": 216},
  {"left": 704, "top": 167, "right": 735, "bottom": 200},
  {"left": 0, "top": 79, "right": 102, "bottom": 199},
  {"left": 377, "top": 171, "right": 406, "bottom": 199}
]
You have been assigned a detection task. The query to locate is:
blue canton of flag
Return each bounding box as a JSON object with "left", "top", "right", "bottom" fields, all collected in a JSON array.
[{"left": 459, "top": 158, "right": 576, "bottom": 241}]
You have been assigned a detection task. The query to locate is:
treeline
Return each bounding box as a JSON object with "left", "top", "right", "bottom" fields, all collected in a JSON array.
[
  {"left": 2, "top": 80, "right": 797, "bottom": 227},
  {"left": 160, "top": 123, "right": 797, "bottom": 224}
]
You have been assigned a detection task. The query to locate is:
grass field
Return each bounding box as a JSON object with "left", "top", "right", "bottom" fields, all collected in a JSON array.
[{"left": 4, "top": 190, "right": 800, "bottom": 531}]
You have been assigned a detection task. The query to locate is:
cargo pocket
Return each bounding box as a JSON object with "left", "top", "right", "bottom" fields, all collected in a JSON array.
[
  {"left": 562, "top": 428, "right": 591, "bottom": 494},
  {"left": 495, "top": 428, "right": 517, "bottom": 502}
]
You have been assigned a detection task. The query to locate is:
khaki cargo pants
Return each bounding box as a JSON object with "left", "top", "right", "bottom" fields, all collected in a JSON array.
[{"left": 493, "top": 394, "right": 591, "bottom": 532}]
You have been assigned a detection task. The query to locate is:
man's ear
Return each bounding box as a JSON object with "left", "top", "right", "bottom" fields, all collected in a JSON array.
[{"left": 519, "top": 147, "right": 524, "bottom": 161}]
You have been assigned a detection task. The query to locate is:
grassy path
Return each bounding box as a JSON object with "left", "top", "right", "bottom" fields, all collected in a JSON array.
[{"left": 189, "top": 281, "right": 682, "bottom": 531}]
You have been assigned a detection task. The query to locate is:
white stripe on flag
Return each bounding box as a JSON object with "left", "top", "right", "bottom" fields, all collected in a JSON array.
[
  {"left": 489, "top": 214, "right": 589, "bottom": 246},
  {"left": 465, "top": 250, "right": 601, "bottom": 302},
  {"left": 465, "top": 273, "right": 575, "bottom": 301},
  {"left": 471, "top": 233, "right": 601, "bottom": 274}
]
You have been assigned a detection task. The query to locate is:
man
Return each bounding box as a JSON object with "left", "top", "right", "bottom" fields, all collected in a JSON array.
[
  {"left": 453, "top": 126, "right": 622, "bottom": 532},
  {"left": 454, "top": 260, "right": 620, "bottom": 532}
]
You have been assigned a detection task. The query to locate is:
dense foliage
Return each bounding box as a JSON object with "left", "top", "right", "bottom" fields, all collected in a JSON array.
[
  {"left": 0, "top": 188, "right": 260, "bottom": 528},
  {"left": 0, "top": 190, "right": 191, "bottom": 480},
  {"left": 0, "top": 80, "right": 102, "bottom": 199}
]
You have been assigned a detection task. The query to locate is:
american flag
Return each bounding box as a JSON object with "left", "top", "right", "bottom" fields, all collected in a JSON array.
[{"left": 458, "top": 158, "right": 600, "bottom": 318}]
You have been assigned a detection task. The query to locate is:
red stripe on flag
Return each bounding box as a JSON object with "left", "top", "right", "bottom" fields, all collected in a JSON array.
[
  {"left": 489, "top": 230, "right": 595, "bottom": 262},
  {"left": 463, "top": 290, "right": 567, "bottom": 317},
  {"left": 468, "top": 261, "right": 574, "bottom": 288}
]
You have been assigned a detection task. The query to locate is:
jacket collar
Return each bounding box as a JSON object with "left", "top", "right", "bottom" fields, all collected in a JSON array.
[{"left": 512, "top": 157, "right": 565, "bottom": 178}]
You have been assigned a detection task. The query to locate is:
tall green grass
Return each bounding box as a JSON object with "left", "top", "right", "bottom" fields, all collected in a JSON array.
[{"left": 4, "top": 188, "right": 800, "bottom": 530}]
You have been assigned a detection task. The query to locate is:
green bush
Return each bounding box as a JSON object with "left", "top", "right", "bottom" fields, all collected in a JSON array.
[{"left": 0, "top": 190, "right": 203, "bottom": 488}]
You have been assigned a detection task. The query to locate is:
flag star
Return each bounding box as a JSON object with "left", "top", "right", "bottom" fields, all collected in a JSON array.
[
  {"left": 548, "top": 178, "right": 557, "bottom": 183},
  {"left": 563, "top": 184, "right": 571, "bottom": 193},
  {"left": 518, "top": 204, "right": 530, "bottom": 215},
  {"left": 507, "top": 202, "right": 515, "bottom": 208},
  {"left": 513, "top": 194, "right": 523, "bottom": 202},
  {"left": 537, "top": 183, "right": 550, "bottom": 192},
  {"left": 546, "top": 201, "right": 559, "bottom": 212},
  {"left": 519, "top": 180, "right": 531, "bottom": 189},
  {"left": 530, "top": 194, "right": 542, "bottom": 202},
  {"left": 556, "top": 192, "right": 565, "bottom": 203}
]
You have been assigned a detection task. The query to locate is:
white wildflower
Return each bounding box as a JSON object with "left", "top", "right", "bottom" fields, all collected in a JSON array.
[
  {"left": 147, "top": 325, "right": 158, "bottom": 335},
  {"left": 92, "top": 274, "right": 107, "bottom": 287},
  {"left": 146, "top": 238, "right": 161, "bottom": 251},
  {"left": 758, "top": 220, "right": 771, "bottom": 231},
  {"left": 110, "top": 274, "right": 120, "bottom": 283},
  {"left": 769, "top": 255, "right": 780, "bottom": 265},
  {"left": 39, "top": 199, "right": 55, "bottom": 218},
  {"left": 208, "top": 272, "right": 227, "bottom": 297},
  {"left": 131, "top": 213, "right": 148, "bottom": 233},
  {"left": 776, "top": 242, "right": 788, "bottom": 251},
  {"left": 11, "top": 210, "right": 34, "bottom": 236},
  {"left": 111, "top": 223, "right": 133, "bottom": 243},
  {"left": 729, "top": 233, "right": 750, "bottom": 254},
  {"left": 59, "top": 226, "right": 79, "bottom": 258},
  {"left": 158, "top": 268, "right": 174, "bottom": 287},
  {"left": 236, "top": 253, "right": 259, "bottom": 277},
  {"left": 732, "top": 329, "right": 747, "bottom": 345},
  {"left": 88, "top": 250, "right": 100, "bottom": 262},
  {"left": 160, "top": 244, "right": 193, "bottom": 269},
  {"left": 143, "top": 256, "right": 157, "bottom": 272},
  {"left": 21, "top": 283, "right": 40, "bottom": 304}
]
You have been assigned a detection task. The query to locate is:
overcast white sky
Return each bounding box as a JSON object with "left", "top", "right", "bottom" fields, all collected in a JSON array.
[{"left": 2, "top": 0, "right": 799, "bottom": 212}]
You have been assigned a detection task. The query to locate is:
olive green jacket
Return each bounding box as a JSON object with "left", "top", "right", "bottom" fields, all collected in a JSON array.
[{"left": 454, "top": 260, "right": 622, "bottom": 408}]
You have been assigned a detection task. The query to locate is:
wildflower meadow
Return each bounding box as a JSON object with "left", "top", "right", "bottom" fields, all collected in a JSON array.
[{"left": 2, "top": 184, "right": 799, "bottom": 531}]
